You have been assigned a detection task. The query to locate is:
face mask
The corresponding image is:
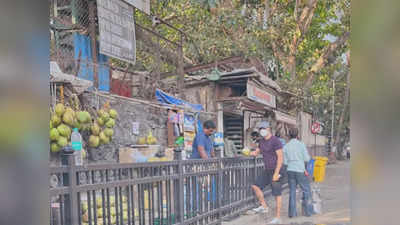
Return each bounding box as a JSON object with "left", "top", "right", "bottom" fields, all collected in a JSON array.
[{"left": 260, "top": 129, "right": 268, "bottom": 137}]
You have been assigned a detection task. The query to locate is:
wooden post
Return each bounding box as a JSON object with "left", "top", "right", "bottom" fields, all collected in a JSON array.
[
  {"left": 177, "top": 35, "right": 185, "bottom": 98},
  {"left": 89, "top": 0, "right": 99, "bottom": 89},
  {"left": 217, "top": 103, "right": 224, "bottom": 158},
  {"left": 243, "top": 111, "right": 250, "bottom": 148},
  {"left": 155, "top": 36, "right": 162, "bottom": 100}
]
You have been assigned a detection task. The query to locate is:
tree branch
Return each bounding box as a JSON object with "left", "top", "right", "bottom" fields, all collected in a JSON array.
[
  {"left": 302, "top": 0, "right": 318, "bottom": 34},
  {"left": 294, "top": 0, "right": 301, "bottom": 21},
  {"left": 162, "top": 13, "right": 177, "bottom": 22},
  {"left": 271, "top": 39, "right": 288, "bottom": 71},
  {"left": 305, "top": 31, "right": 350, "bottom": 88},
  {"left": 290, "top": 0, "right": 317, "bottom": 57}
]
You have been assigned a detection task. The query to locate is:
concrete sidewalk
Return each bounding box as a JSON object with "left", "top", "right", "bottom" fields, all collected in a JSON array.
[{"left": 223, "top": 161, "right": 351, "bottom": 225}]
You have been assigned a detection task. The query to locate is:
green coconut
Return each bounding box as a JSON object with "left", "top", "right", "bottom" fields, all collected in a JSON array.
[
  {"left": 65, "top": 107, "right": 76, "bottom": 119},
  {"left": 97, "top": 109, "right": 106, "bottom": 117},
  {"left": 65, "top": 107, "right": 75, "bottom": 114},
  {"left": 91, "top": 123, "right": 101, "bottom": 135},
  {"left": 73, "top": 119, "right": 82, "bottom": 130},
  {"left": 96, "top": 117, "right": 105, "bottom": 126},
  {"left": 50, "top": 128, "right": 60, "bottom": 141},
  {"left": 96, "top": 208, "right": 103, "bottom": 217},
  {"left": 99, "top": 132, "right": 110, "bottom": 144},
  {"left": 55, "top": 103, "right": 65, "bottom": 116},
  {"left": 50, "top": 120, "right": 53, "bottom": 129},
  {"left": 109, "top": 109, "right": 118, "bottom": 119},
  {"left": 51, "top": 114, "right": 61, "bottom": 127},
  {"left": 88, "top": 135, "right": 100, "bottom": 148},
  {"left": 63, "top": 111, "right": 75, "bottom": 126},
  {"left": 57, "top": 136, "right": 68, "bottom": 147},
  {"left": 123, "top": 212, "right": 128, "bottom": 221},
  {"left": 104, "top": 128, "right": 114, "bottom": 137},
  {"left": 105, "top": 119, "right": 115, "bottom": 128},
  {"left": 50, "top": 142, "right": 61, "bottom": 153},
  {"left": 77, "top": 111, "right": 89, "bottom": 123},
  {"left": 101, "top": 112, "right": 110, "bottom": 122},
  {"left": 57, "top": 124, "right": 71, "bottom": 138},
  {"left": 82, "top": 202, "right": 88, "bottom": 213},
  {"left": 83, "top": 111, "right": 91, "bottom": 123}
]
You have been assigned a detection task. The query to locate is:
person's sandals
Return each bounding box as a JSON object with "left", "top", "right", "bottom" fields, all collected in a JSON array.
[{"left": 252, "top": 205, "right": 269, "bottom": 213}]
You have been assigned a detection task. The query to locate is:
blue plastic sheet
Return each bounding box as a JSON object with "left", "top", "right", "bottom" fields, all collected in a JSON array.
[
  {"left": 155, "top": 89, "right": 204, "bottom": 111},
  {"left": 73, "top": 33, "right": 110, "bottom": 92}
]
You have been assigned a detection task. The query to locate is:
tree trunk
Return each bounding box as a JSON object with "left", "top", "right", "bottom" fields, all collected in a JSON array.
[
  {"left": 288, "top": 55, "right": 296, "bottom": 78},
  {"left": 334, "top": 70, "right": 350, "bottom": 158}
]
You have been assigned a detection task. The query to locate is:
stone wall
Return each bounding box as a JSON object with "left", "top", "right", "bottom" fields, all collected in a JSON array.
[
  {"left": 50, "top": 91, "right": 216, "bottom": 165},
  {"left": 81, "top": 92, "right": 170, "bottom": 163}
]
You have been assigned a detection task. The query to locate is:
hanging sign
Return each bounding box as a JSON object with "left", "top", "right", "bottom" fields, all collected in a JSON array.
[
  {"left": 123, "top": 0, "right": 151, "bottom": 15},
  {"left": 247, "top": 82, "right": 276, "bottom": 108},
  {"left": 97, "top": 0, "right": 136, "bottom": 64},
  {"left": 184, "top": 114, "right": 196, "bottom": 132},
  {"left": 132, "top": 122, "right": 140, "bottom": 135},
  {"left": 213, "top": 132, "right": 224, "bottom": 147}
]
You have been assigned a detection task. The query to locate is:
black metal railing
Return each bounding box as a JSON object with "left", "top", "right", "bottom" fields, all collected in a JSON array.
[{"left": 49, "top": 151, "right": 284, "bottom": 225}]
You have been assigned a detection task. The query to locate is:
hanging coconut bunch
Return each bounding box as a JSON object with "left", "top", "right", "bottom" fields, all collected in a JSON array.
[
  {"left": 49, "top": 95, "right": 93, "bottom": 153},
  {"left": 88, "top": 102, "right": 118, "bottom": 148}
]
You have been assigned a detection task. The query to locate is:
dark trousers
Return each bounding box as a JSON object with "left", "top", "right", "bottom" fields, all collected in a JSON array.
[{"left": 287, "top": 171, "right": 314, "bottom": 217}]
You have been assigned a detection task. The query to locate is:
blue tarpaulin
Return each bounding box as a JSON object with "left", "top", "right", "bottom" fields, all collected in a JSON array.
[{"left": 155, "top": 89, "right": 204, "bottom": 111}]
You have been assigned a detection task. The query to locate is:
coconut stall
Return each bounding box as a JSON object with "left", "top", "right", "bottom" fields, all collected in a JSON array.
[
  {"left": 49, "top": 62, "right": 215, "bottom": 165},
  {"left": 49, "top": 62, "right": 119, "bottom": 165}
]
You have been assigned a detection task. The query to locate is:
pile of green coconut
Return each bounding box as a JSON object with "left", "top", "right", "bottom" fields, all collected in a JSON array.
[{"left": 49, "top": 98, "right": 118, "bottom": 153}]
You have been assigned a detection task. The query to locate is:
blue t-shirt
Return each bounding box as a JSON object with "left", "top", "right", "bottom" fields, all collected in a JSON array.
[{"left": 191, "top": 132, "right": 213, "bottom": 159}]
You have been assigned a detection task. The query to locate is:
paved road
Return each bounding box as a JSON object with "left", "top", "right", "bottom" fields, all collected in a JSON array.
[{"left": 223, "top": 161, "right": 351, "bottom": 225}]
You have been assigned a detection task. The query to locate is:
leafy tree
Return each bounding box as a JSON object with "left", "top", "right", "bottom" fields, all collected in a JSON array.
[{"left": 134, "top": 0, "right": 350, "bottom": 155}]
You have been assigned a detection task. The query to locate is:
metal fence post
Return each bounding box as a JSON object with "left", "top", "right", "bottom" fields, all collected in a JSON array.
[
  {"left": 177, "top": 151, "right": 185, "bottom": 224},
  {"left": 217, "top": 157, "right": 223, "bottom": 224},
  {"left": 62, "top": 150, "right": 79, "bottom": 225}
]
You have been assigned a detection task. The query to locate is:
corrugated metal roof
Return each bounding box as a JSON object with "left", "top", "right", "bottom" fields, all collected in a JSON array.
[{"left": 185, "top": 67, "right": 281, "bottom": 92}]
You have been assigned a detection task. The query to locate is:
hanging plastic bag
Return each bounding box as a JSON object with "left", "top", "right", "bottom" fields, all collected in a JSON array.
[{"left": 311, "top": 183, "right": 322, "bottom": 214}]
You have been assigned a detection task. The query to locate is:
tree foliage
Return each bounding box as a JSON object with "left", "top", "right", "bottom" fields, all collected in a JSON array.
[{"left": 136, "top": 0, "right": 350, "bottom": 152}]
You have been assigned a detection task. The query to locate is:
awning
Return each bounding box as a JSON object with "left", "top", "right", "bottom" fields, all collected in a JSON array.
[
  {"left": 50, "top": 61, "right": 93, "bottom": 94},
  {"left": 218, "top": 97, "right": 273, "bottom": 115},
  {"left": 274, "top": 110, "right": 297, "bottom": 125},
  {"left": 155, "top": 89, "right": 204, "bottom": 111}
]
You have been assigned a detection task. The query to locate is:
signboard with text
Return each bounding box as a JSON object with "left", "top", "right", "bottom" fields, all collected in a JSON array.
[
  {"left": 247, "top": 82, "right": 276, "bottom": 108},
  {"left": 97, "top": 0, "right": 136, "bottom": 64},
  {"left": 124, "top": 0, "right": 151, "bottom": 15}
]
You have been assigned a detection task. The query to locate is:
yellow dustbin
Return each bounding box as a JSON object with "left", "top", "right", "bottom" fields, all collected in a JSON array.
[{"left": 313, "top": 156, "right": 328, "bottom": 182}]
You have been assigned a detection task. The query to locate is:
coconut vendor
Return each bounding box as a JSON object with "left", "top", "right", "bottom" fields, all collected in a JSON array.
[{"left": 191, "top": 120, "right": 216, "bottom": 159}]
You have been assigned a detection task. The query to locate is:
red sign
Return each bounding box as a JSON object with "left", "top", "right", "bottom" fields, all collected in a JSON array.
[
  {"left": 247, "top": 82, "right": 276, "bottom": 108},
  {"left": 311, "top": 122, "right": 321, "bottom": 134}
]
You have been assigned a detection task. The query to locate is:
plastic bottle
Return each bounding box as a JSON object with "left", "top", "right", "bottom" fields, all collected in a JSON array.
[{"left": 71, "top": 128, "right": 83, "bottom": 165}]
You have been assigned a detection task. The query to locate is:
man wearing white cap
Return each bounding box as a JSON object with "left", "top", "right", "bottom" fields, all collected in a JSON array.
[{"left": 250, "top": 121, "right": 285, "bottom": 224}]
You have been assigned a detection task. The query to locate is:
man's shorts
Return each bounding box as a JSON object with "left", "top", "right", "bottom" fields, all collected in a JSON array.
[{"left": 254, "top": 168, "right": 286, "bottom": 196}]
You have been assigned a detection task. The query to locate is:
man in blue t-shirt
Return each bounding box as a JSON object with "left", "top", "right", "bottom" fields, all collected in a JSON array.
[{"left": 191, "top": 120, "right": 216, "bottom": 159}]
